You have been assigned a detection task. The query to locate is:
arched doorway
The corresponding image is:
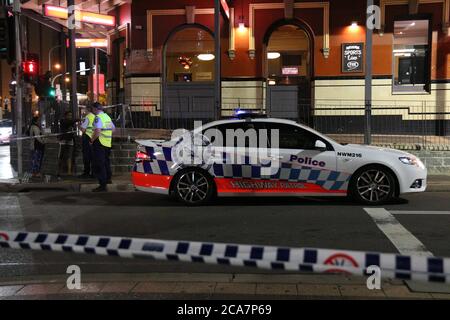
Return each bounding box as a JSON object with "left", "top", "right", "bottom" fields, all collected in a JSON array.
[
  {"left": 264, "top": 21, "right": 313, "bottom": 124},
  {"left": 163, "top": 25, "right": 216, "bottom": 120}
]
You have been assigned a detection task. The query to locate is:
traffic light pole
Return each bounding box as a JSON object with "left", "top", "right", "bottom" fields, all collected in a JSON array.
[
  {"left": 68, "top": 0, "right": 78, "bottom": 119},
  {"left": 364, "top": 0, "right": 373, "bottom": 145},
  {"left": 13, "top": 0, "right": 23, "bottom": 178}
]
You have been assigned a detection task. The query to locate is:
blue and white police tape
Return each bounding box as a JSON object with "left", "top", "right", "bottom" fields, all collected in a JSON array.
[
  {"left": 0, "top": 230, "right": 449, "bottom": 284},
  {"left": 9, "top": 130, "right": 78, "bottom": 142}
]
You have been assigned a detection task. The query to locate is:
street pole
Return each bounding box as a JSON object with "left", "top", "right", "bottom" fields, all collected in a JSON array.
[
  {"left": 89, "top": 48, "right": 94, "bottom": 102},
  {"left": 13, "top": 0, "right": 23, "bottom": 177},
  {"left": 68, "top": 0, "right": 78, "bottom": 119},
  {"left": 95, "top": 47, "right": 99, "bottom": 102},
  {"left": 364, "top": 0, "right": 373, "bottom": 145},
  {"left": 48, "top": 44, "right": 62, "bottom": 72},
  {"left": 214, "top": 0, "right": 221, "bottom": 120},
  {"left": 61, "top": 32, "right": 67, "bottom": 102}
]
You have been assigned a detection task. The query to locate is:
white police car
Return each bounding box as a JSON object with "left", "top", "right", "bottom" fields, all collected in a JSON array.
[
  {"left": 132, "top": 113, "right": 427, "bottom": 205},
  {"left": 0, "top": 119, "right": 12, "bottom": 145}
]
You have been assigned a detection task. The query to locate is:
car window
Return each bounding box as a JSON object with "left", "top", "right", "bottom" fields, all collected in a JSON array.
[
  {"left": 0, "top": 120, "right": 12, "bottom": 128},
  {"left": 265, "top": 123, "right": 332, "bottom": 150},
  {"left": 203, "top": 122, "right": 267, "bottom": 148}
]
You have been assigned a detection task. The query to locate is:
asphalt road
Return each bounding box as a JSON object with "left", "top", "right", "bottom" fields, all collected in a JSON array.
[{"left": 1, "top": 190, "right": 450, "bottom": 280}]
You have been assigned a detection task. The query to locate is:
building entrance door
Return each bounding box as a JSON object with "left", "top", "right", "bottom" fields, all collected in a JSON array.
[
  {"left": 163, "top": 26, "right": 216, "bottom": 121},
  {"left": 265, "top": 24, "right": 312, "bottom": 124}
]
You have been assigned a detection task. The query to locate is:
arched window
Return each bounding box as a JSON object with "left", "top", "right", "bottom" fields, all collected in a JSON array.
[
  {"left": 165, "top": 26, "right": 215, "bottom": 83},
  {"left": 266, "top": 24, "right": 311, "bottom": 86}
]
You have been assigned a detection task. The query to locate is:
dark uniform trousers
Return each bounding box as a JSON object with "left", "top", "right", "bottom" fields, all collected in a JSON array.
[
  {"left": 81, "top": 134, "right": 93, "bottom": 176},
  {"left": 92, "top": 139, "right": 112, "bottom": 187}
]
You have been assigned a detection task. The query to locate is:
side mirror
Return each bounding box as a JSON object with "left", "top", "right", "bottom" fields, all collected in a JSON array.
[{"left": 315, "top": 140, "right": 327, "bottom": 151}]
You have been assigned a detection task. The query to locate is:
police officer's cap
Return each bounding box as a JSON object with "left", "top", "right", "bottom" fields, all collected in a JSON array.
[{"left": 93, "top": 102, "right": 103, "bottom": 111}]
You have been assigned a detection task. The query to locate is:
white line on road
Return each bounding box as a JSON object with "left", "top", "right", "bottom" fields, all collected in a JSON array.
[
  {"left": 364, "top": 208, "right": 432, "bottom": 257},
  {"left": 390, "top": 211, "right": 450, "bottom": 215}
]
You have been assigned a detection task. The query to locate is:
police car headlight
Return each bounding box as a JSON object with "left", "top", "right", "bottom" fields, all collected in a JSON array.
[{"left": 399, "top": 156, "right": 425, "bottom": 169}]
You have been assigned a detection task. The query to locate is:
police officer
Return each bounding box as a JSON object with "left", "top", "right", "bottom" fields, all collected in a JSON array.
[
  {"left": 78, "top": 105, "right": 96, "bottom": 178},
  {"left": 90, "top": 102, "right": 115, "bottom": 192}
]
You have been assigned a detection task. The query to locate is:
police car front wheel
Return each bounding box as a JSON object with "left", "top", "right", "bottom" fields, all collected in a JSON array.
[
  {"left": 173, "top": 169, "right": 214, "bottom": 205},
  {"left": 350, "top": 165, "right": 396, "bottom": 205}
]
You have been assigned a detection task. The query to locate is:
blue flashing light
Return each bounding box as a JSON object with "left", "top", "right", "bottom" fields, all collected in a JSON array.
[
  {"left": 234, "top": 108, "right": 248, "bottom": 116},
  {"left": 233, "top": 108, "right": 267, "bottom": 119}
]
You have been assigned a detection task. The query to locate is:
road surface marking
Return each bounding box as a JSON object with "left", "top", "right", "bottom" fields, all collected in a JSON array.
[
  {"left": 390, "top": 211, "right": 450, "bottom": 215},
  {"left": 364, "top": 208, "right": 432, "bottom": 257}
]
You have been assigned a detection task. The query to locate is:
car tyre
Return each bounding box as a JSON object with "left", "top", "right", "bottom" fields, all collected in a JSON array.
[
  {"left": 173, "top": 168, "right": 215, "bottom": 206},
  {"left": 349, "top": 165, "right": 396, "bottom": 205}
]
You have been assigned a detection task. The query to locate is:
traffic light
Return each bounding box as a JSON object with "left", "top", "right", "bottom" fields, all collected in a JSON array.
[
  {"left": 0, "top": 7, "right": 15, "bottom": 63},
  {"left": 35, "top": 72, "right": 55, "bottom": 99},
  {"left": 48, "top": 86, "right": 56, "bottom": 97},
  {"left": 9, "top": 81, "right": 16, "bottom": 96},
  {"left": 23, "top": 54, "right": 39, "bottom": 83}
]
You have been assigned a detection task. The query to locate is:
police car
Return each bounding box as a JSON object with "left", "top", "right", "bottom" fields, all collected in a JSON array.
[
  {"left": 0, "top": 120, "right": 12, "bottom": 145},
  {"left": 132, "top": 113, "right": 427, "bottom": 205}
]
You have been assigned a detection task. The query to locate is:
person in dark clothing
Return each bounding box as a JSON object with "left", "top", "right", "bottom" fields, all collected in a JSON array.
[
  {"left": 90, "top": 103, "right": 115, "bottom": 192},
  {"left": 29, "top": 116, "right": 45, "bottom": 178},
  {"left": 78, "top": 105, "right": 95, "bottom": 178},
  {"left": 57, "top": 111, "right": 77, "bottom": 178}
]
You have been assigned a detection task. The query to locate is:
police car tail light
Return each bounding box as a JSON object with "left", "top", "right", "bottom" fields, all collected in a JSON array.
[{"left": 136, "top": 146, "right": 151, "bottom": 162}]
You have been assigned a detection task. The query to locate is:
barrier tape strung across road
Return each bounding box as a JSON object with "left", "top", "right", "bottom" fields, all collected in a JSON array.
[
  {"left": 0, "top": 230, "right": 449, "bottom": 284},
  {"left": 9, "top": 130, "right": 78, "bottom": 142}
]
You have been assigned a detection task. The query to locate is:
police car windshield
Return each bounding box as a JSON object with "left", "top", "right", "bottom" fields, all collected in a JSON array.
[{"left": 0, "top": 120, "right": 12, "bottom": 128}]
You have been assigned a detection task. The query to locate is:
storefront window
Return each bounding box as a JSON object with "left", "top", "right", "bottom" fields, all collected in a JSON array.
[
  {"left": 266, "top": 25, "right": 310, "bottom": 86},
  {"left": 165, "top": 27, "right": 215, "bottom": 83},
  {"left": 392, "top": 19, "right": 430, "bottom": 93}
]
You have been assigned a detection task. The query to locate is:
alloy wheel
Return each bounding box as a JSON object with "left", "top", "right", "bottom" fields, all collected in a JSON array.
[
  {"left": 356, "top": 169, "right": 392, "bottom": 203},
  {"left": 176, "top": 170, "right": 210, "bottom": 204}
]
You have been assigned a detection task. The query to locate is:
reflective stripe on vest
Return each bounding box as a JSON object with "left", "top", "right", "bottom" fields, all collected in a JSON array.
[
  {"left": 97, "top": 113, "right": 113, "bottom": 148},
  {"left": 85, "top": 113, "right": 96, "bottom": 138}
]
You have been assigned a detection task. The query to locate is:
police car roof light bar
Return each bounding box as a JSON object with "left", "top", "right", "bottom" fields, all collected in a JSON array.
[{"left": 233, "top": 108, "right": 267, "bottom": 120}]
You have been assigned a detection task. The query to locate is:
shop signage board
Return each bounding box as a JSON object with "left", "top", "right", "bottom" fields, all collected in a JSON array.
[{"left": 342, "top": 43, "right": 364, "bottom": 73}]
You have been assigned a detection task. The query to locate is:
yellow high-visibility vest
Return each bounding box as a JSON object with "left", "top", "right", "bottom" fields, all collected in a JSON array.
[
  {"left": 84, "top": 113, "right": 96, "bottom": 138},
  {"left": 96, "top": 112, "right": 113, "bottom": 148}
]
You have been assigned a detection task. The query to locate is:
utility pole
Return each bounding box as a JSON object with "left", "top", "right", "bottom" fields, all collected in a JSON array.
[
  {"left": 364, "top": 0, "right": 373, "bottom": 145},
  {"left": 68, "top": 0, "right": 78, "bottom": 119},
  {"left": 89, "top": 47, "right": 94, "bottom": 101},
  {"left": 95, "top": 47, "right": 99, "bottom": 102},
  {"left": 48, "top": 44, "right": 62, "bottom": 71},
  {"left": 214, "top": 0, "right": 221, "bottom": 120},
  {"left": 13, "top": 0, "right": 23, "bottom": 177}
]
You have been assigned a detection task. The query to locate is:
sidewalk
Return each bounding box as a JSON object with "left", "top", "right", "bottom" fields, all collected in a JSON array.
[
  {"left": 1, "top": 272, "right": 449, "bottom": 300},
  {"left": 0, "top": 174, "right": 449, "bottom": 193}
]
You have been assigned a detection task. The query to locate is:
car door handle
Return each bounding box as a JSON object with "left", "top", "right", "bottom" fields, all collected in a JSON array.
[{"left": 264, "top": 155, "right": 283, "bottom": 160}]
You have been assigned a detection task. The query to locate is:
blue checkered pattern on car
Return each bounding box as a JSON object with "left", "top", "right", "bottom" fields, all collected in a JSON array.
[
  {"left": 134, "top": 146, "right": 351, "bottom": 191},
  {"left": 1, "top": 230, "right": 449, "bottom": 284}
]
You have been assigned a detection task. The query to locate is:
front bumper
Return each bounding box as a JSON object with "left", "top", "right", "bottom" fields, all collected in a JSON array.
[
  {"left": 398, "top": 166, "right": 427, "bottom": 194},
  {"left": 0, "top": 137, "right": 10, "bottom": 144}
]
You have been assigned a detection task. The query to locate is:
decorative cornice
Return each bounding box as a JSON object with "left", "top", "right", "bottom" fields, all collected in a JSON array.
[
  {"left": 380, "top": 0, "right": 449, "bottom": 34},
  {"left": 248, "top": 2, "right": 330, "bottom": 59}
]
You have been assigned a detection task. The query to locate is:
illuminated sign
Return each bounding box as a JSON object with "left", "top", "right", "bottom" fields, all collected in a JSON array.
[
  {"left": 282, "top": 67, "right": 299, "bottom": 75},
  {"left": 43, "top": 5, "right": 115, "bottom": 27},
  {"left": 75, "top": 38, "right": 108, "bottom": 48},
  {"left": 90, "top": 74, "right": 105, "bottom": 95}
]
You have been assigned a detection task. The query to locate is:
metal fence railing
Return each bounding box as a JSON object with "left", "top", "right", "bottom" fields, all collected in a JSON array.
[{"left": 92, "top": 96, "right": 450, "bottom": 146}]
